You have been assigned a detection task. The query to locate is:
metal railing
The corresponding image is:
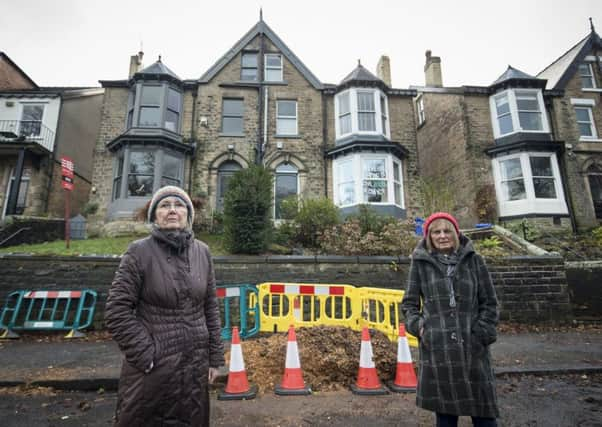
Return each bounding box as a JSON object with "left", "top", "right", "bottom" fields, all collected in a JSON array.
[{"left": 0, "top": 120, "right": 56, "bottom": 152}]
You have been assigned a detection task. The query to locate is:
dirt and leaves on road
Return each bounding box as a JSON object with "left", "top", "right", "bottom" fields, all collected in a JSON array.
[{"left": 227, "top": 326, "right": 397, "bottom": 393}]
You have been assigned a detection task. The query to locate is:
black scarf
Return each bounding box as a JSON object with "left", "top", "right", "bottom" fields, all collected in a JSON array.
[
  {"left": 151, "top": 225, "right": 193, "bottom": 254},
  {"left": 432, "top": 251, "right": 459, "bottom": 307}
]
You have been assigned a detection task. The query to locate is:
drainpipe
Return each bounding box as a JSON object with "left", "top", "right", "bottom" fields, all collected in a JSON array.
[
  {"left": 257, "top": 28, "right": 266, "bottom": 165},
  {"left": 322, "top": 90, "right": 328, "bottom": 197},
  {"left": 188, "top": 85, "right": 198, "bottom": 195}
]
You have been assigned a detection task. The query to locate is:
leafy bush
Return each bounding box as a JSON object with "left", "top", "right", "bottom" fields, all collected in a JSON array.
[
  {"left": 479, "top": 236, "right": 502, "bottom": 249},
  {"left": 223, "top": 165, "right": 273, "bottom": 254},
  {"left": 592, "top": 226, "right": 602, "bottom": 245},
  {"left": 319, "top": 218, "right": 417, "bottom": 256},
  {"left": 418, "top": 177, "right": 455, "bottom": 217},
  {"left": 293, "top": 198, "right": 340, "bottom": 248},
  {"left": 346, "top": 204, "right": 394, "bottom": 234}
]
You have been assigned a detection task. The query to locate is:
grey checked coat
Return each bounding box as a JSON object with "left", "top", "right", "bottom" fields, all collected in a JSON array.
[{"left": 401, "top": 235, "right": 499, "bottom": 418}]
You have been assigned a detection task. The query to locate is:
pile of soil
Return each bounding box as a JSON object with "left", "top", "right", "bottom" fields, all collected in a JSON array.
[{"left": 227, "top": 326, "right": 398, "bottom": 393}]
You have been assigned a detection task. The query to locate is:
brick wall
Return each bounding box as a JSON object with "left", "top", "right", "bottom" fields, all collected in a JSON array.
[{"left": 0, "top": 255, "right": 575, "bottom": 328}]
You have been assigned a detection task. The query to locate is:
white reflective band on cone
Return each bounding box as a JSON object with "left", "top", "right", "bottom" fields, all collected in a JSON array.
[
  {"left": 229, "top": 345, "right": 245, "bottom": 372},
  {"left": 359, "top": 340, "right": 375, "bottom": 368},
  {"left": 285, "top": 341, "right": 301, "bottom": 368},
  {"left": 398, "top": 337, "right": 412, "bottom": 362}
]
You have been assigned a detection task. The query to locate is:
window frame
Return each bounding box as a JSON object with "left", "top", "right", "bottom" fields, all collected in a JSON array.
[
  {"left": 221, "top": 98, "right": 244, "bottom": 135},
  {"left": 489, "top": 89, "right": 550, "bottom": 138},
  {"left": 111, "top": 146, "right": 185, "bottom": 201},
  {"left": 241, "top": 52, "right": 258, "bottom": 81},
  {"left": 264, "top": 53, "right": 283, "bottom": 82},
  {"left": 19, "top": 103, "right": 45, "bottom": 137},
  {"left": 273, "top": 163, "right": 299, "bottom": 220},
  {"left": 138, "top": 84, "right": 163, "bottom": 128},
  {"left": 334, "top": 89, "right": 390, "bottom": 139},
  {"left": 333, "top": 153, "right": 404, "bottom": 208},
  {"left": 571, "top": 98, "right": 598, "bottom": 140},
  {"left": 276, "top": 99, "right": 298, "bottom": 136},
  {"left": 579, "top": 63, "right": 596, "bottom": 89},
  {"left": 491, "top": 151, "right": 568, "bottom": 217},
  {"left": 416, "top": 95, "right": 426, "bottom": 126}
]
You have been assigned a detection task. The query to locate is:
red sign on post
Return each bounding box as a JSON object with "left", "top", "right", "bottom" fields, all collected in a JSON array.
[{"left": 61, "top": 156, "right": 74, "bottom": 191}]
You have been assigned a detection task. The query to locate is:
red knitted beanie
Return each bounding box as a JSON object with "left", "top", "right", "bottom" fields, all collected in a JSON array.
[{"left": 423, "top": 212, "right": 460, "bottom": 236}]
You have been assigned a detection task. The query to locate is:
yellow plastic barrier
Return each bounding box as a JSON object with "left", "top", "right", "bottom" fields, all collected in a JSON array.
[
  {"left": 257, "top": 283, "right": 357, "bottom": 333},
  {"left": 257, "top": 282, "right": 418, "bottom": 347},
  {"left": 356, "top": 287, "right": 418, "bottom": 348}
]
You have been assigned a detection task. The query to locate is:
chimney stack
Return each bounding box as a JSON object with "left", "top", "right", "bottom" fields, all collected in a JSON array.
[
  {"left": 377, "top": 55, "right": 392, "bottom": 87},
  {"left": 424, "top": 50, "right": 442, "bottom": 87},
  {"left": 129, "top": 51, "right": 144, "bottom": 78}
]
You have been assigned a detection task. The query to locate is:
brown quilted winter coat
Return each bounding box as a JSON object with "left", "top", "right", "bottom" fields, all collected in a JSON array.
[{"left": 105, "top": 229, "right": 224, "bottom": 427}]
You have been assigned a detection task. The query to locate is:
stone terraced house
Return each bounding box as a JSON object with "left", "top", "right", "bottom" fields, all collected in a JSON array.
[
  {"left": 413, "top": 23, "right": 602, "bottom": 232},
  {"left": 88, "top": 17, "right": 421, "bottom": 235}
]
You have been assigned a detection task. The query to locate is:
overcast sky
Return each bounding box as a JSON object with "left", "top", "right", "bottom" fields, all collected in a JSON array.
[{"left": 2, "top": 0, "right": 601, "bottom": 88}]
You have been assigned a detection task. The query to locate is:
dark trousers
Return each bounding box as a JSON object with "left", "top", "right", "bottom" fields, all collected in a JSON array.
[{"left": 436, "top": 413, "right": 497, "bottom": 427}]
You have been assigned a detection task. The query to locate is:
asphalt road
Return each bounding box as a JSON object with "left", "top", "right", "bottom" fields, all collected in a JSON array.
[{"left": 1, "top": 373, "right": 600, "bottom": 427}]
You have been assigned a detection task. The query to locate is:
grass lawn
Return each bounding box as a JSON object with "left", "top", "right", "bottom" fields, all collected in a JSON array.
[{"left": 0, "top": 233, "right": 228, "bottom": 256}]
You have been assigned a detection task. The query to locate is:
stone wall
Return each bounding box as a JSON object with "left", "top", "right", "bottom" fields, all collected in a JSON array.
[
  {"left": 0, "top": 255, "right": 574, "bottom": 329},
  {"left": 549, "top": 61, "right": 602, "bottom": 230}
]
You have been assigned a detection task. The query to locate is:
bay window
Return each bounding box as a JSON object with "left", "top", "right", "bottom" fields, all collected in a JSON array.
[
  {"left": 112, "top": 147, "right": 184, "bottom": 201},
  {"left": 490, "top": 89, "right": 549, "bottom": 138},
  {"left": 126, "top": 83, "right": 183, "bottom": 133},
  {"left": 334, "top": 89, "right": 389, "bottom": 139},
  {"left": 492, "top": 152, "right": 567, "bottom": 217},
  {"left": 333, "top": 154, "right": 403, "bottom": 208}
]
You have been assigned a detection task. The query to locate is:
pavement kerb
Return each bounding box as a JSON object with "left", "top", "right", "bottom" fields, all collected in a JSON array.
[{"left": 2, "top": 366, "right": 601, "bottom": 392}]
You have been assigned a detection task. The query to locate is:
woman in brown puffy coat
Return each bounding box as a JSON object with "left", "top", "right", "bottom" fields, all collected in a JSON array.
[{"left": 106, "top": 185, "right": 224, "bottom": 427}]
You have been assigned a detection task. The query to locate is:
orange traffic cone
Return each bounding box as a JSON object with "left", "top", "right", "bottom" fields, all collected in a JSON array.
[
  {"left": 388, "top": 324, "right": 418, "bottom": 393},
  {"left": 275, "top": 325, "right": 311, "bottom": 395},
  {"left": 218, "top": 327, "right": 257, "bottom": 400},
  {"left": 350, "top": 327, "right": 388, "bottom": 395}
]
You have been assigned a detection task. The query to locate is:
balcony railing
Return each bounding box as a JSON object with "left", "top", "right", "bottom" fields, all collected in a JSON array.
[{"left": 0, "top": 120, "right": 55, "bottom": 153}]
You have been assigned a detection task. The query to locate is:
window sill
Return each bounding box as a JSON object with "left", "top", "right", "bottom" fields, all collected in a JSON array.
[
  {"left": 582, "top": 88, "right": 602, "bottom": 93},
  {"left": 274, "top": 134, "right": 301, "bottom": 139},
  {"left": 579, "top": 137, "right": 602, "bottom": 142},
  {"left": 263, "top": 80, "right": 288, "bottom": 86},
  {"left": 219, "top": 133, "right": 246, "bottom": 138}
]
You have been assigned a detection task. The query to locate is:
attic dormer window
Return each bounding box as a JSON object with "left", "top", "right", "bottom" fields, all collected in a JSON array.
[{"left": 489, "top": 89, "right": 549, "bottom": 138}]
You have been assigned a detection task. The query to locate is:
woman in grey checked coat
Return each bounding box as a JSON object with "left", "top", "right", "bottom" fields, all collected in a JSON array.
[{"left": 402, "top": 212, "right": 499, "bottom": 427}]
